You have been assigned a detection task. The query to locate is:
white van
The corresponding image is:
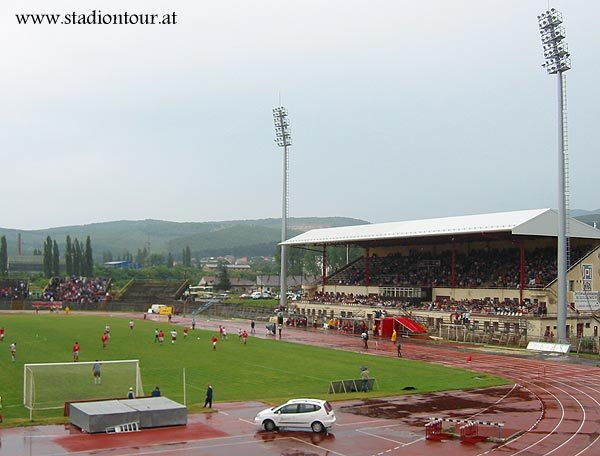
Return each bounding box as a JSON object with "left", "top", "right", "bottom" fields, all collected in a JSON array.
[{"left": 147, "top": 304, "right": 166, "bottom": 314}]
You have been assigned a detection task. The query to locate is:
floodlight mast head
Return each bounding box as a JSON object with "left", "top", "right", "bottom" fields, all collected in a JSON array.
[
  {"left": 273, "top": 107, "right": 292, "bottom": 147},
  {"left": 538, "top": 8, "right": 571, "bottom": 74}
]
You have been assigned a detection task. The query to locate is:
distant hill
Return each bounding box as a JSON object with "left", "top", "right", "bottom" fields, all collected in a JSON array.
[
  {"left": 0, "top": 217, "right": 368, "bottom": 262},
  {"left": 575, "top": 213, "right": 600, "bottom": 228},
  {"left": 571, "top": 209, "right": 600, "bottom": 217}
]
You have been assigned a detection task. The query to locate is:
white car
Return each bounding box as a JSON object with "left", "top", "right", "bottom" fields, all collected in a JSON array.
[{"left": 254, "top": 398, "right": 336, "bottom": 433}]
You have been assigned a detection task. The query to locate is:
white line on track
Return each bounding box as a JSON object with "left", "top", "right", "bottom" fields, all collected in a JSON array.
[
  {"left": 335, "top": 418, "right": 388, "bottom": 427},
  {"left": 289, "top": 436, "right": 348, "bottom": 456}
]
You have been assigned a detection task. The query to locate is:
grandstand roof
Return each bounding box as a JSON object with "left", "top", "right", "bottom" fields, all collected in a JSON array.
[{"left": 281, "top": 209, "right": 600, "bottom": 246}]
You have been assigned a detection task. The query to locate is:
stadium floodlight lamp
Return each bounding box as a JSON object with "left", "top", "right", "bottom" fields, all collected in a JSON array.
[
  {"left": 538, "top": 9, "right": 571, "bottom": 74},
  {"left": 273, "top": 107, "right": 292, "bottom": 147}
]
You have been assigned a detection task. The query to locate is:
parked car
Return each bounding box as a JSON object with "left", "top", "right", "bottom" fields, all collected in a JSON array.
[
  {"left": 239, "top": 293, "right": 252, "bottom": 299},
  {"left": 250, "top": 291, "right": 262, "bottom": 299},
  {"left": 254, "top": 398, "right": 336, "bottom": 433}
]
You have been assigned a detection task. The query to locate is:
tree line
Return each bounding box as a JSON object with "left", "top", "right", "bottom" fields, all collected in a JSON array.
[
  {"left": 101, "top": 245, "right": 192, "bottom": 269},
  {"left": 43, "top": 235, "right": 94, "bottom": 278}
]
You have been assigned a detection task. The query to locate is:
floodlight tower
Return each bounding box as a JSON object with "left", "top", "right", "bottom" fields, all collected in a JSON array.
[
  {"left": 273, "top": 106, "right": 292, "bottom": 311},
  {"left": 538, "top": 8, "right": 571, "bottom": 343}
]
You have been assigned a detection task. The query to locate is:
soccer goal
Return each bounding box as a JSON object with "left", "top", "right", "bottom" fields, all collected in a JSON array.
[{"left": 23, "top": 360, "right": 143, "bottom": 419}]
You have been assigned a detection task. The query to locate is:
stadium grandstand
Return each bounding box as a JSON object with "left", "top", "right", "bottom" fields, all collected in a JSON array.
[{"left": 281, "top": 208, "right": 600, "bottom": 346}]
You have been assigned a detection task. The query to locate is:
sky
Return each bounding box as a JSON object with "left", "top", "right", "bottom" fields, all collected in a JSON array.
[{"left": 1, "top": 0, "right": 599, "bottom": 231}]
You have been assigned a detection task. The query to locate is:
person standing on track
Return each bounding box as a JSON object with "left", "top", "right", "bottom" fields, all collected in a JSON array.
[{"left": 204, "top": 384, "right": 213, "bottom": 408}]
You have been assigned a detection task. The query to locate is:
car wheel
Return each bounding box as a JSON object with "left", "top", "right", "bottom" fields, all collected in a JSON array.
[
  {"left": 311, "top": 421, "right": 325, "bottom": 433},
  {"left": 263, "top": 420, "right": 277, "bottom": 432}
]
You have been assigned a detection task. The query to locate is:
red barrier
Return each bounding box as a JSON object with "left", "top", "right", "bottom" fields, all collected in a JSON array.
[
  {"left": 425, "top": 419, "right": 445, "bottom": 441},
  {"left": 460, "top": 421, "right": 485, "bottom": 443}
]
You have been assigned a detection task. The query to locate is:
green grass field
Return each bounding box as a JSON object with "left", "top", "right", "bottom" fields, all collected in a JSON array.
[{"left": 0, "top": 312, "right": 509, "bottom": 425}]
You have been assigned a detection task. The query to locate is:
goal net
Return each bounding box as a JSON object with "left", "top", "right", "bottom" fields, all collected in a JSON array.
[{"left": 23, "top": 360, "right": 143, "bottom": 412}]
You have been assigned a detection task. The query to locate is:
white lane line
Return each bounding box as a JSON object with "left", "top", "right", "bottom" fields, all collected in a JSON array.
[{"left": 289, "top": 436, "right": 348, "bottom": 456}]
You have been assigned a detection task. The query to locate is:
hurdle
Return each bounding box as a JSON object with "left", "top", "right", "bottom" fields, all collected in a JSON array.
[
  {"left": 429, "top": 417, "right": 505, "bottom": 439},
  {"left": 425, "top": 418, "right": 445, "bottom": 441},
  {"left": 459, "top": 421, "right": 480, "bottom": 443},
  {"left": 425, "top": 418, "right": 454, "bottom": 441}
]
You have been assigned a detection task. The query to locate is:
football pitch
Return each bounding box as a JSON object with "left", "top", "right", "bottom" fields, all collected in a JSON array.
[{"left": 0, "top": 313, "right": 509, "bottom": 424}]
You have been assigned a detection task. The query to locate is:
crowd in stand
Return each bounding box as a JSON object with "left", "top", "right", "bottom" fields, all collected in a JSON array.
[
  {"left": 310, "top": 291, "right": 397, "bottom": 307},
  {"left": 327, "top": 245, "right": 593, "bottom": 289},
  {"left": 0, "top": 279, "right": 29, "bottom": 299},
  {"left": 305, "top": 291, "right": 548, "bottom": 317},
  {"left": 42, "top": 276, "right": 110, "bottom": 305}
]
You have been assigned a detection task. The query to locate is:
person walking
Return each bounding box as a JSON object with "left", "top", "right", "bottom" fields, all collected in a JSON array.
[
  {"left": 397, "top": 340, "right": 402, "bottom": 358},
  {"left": 191, "top": 318, "right": 196, "bottom": 330},
  {"left": 204, "top": 384, "right": 213, "bottom": 408},
  {"left": 211, "top": 334, "right": 218, "bottom": 350},
  {"left": 154, "top": 328, "right": 159, "bottom": 343},
  {"left": 9, "top": 342, "right": 16, "bottom": 362},
  {"left": 92, "top": 360, "right": 101, "bottom": 384},
  {"left": 391, "top": 329, "right": 397, "bottom": 345},
  {"left": 129, "top": 320, "right": 134, "bottom": 332},
  {"left": 361, "top": 331, "right": 369, "bottom": 349},
  {"left": 250, "top": 320, "right": 255, "bottom": 335}
]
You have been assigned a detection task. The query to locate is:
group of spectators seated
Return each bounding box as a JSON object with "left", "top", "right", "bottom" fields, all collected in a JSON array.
[
  {"left": 327, "top": 245, "right": 594, "bottom": 289},
  {"left": 0, "top": 279, "right": 29, "bottom": 300},
  {"left": 396, "top": 297, "right": 548, "bottom": 318},
  {"left": 303, "top": 292, "right": 549, "bottom": 318},
  {"left": 309, "top": 291, "right": 398, "bottom": 307},
  {"left": 42, "top": 276, "right": 110, "bottom": 305}
]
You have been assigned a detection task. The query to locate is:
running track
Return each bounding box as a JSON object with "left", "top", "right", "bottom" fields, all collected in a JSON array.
[{"left": 242, "top": 321, "right": 600, "bottom": 456}]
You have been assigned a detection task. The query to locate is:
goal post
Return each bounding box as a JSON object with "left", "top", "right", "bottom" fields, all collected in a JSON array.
[{"left": 23, "top": 360, "right": 143, "bottom": 416}]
